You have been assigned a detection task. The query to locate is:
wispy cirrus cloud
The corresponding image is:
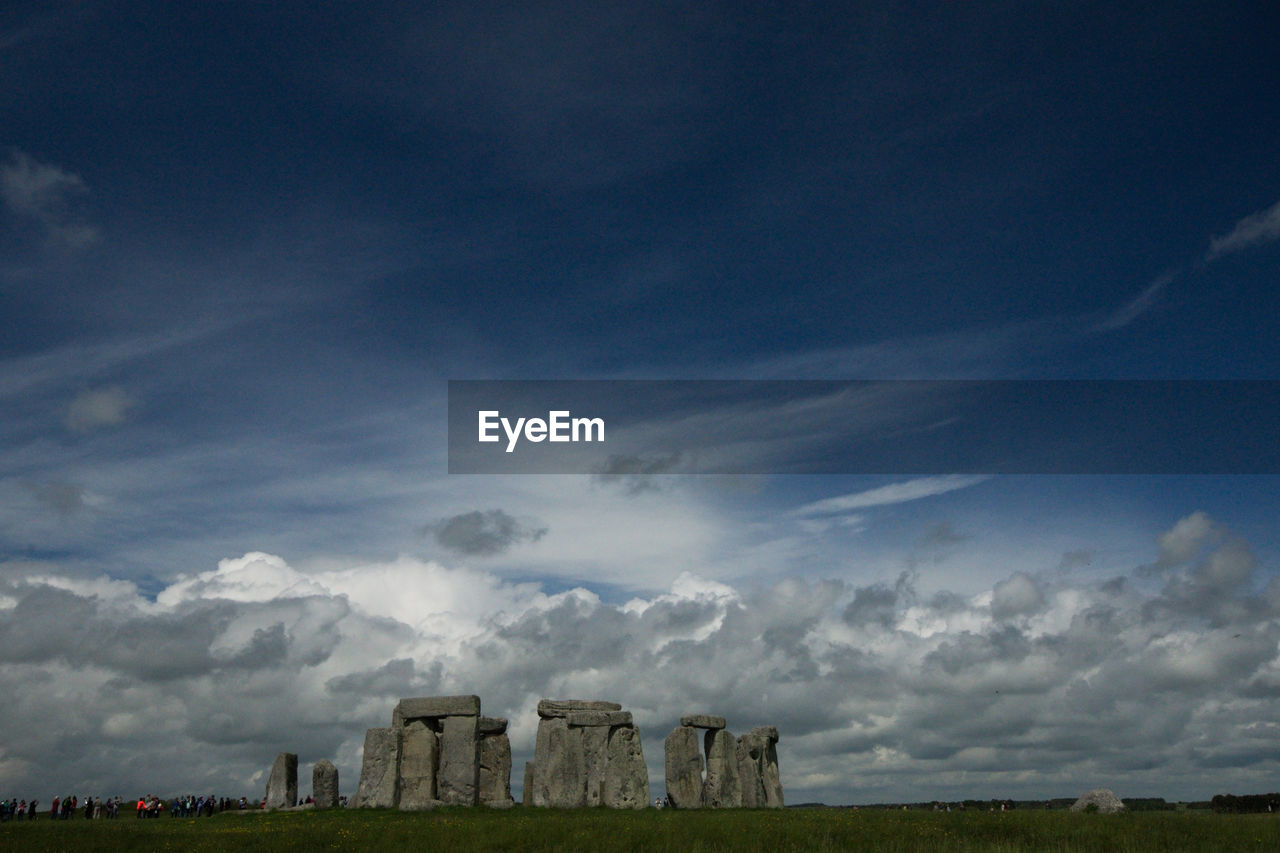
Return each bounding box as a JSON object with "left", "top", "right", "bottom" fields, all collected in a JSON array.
[
  {"left": 790, "top": 475, "right": 990, "bottom": 518},
  {"left": 65, "top": 386, "right": 133, "bottom": 433},
  {"left": 0, "top": 149, "right": 100, "bottom": 249},
  {"left": 1207, "top": 199, "right": 1280, "bottom": 260}
]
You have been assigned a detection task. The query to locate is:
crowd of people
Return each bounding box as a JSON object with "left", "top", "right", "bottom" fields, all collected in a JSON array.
[{"left": 0, "top": 794, "right": 256, "bottom": 821}]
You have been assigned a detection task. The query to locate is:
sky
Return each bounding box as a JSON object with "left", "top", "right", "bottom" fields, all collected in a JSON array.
[{"left": 3, "top": 0, "right": 1280, "bottom": 805}]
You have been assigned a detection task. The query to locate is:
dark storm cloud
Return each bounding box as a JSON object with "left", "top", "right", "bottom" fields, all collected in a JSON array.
[{"left": 429, "top": 509, "right": 548, "bottom": 556}]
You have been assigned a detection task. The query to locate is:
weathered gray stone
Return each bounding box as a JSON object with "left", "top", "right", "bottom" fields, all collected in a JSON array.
[
  {"left": 396, "top": 695, "right": 481, "bottom": 721},
  {"left": 681, "top": 714, "right": 727, "bottom": 730},
  {"left": 479, "top": 716, "right": 508, "bottom": 735},
  {"left": 437, "top": 714, "right": 480, "bottom": 805},
  {"left": 702, "top": 729, "right": 742, "bottom": 808},
  {"left": 479, "top": 732, "right": 514, "bottom": 806},
  {"left": 761, "top": 737, "right": 784, "bottom": 809},
  {"left": 522, "top": 761, "right": 535, "bottom": 806},
  {"left": 354, "top": 727, "right": 401, "bottom": 808},
  {"left": 581, "top": 724, "right": 610, "bottom": 807},
  {"left": 750, "top": 725, "right": 780, "bottom": 743},
  {"left": 533, "top": 716, "right": 587, "bottom": 807},
  {"left": 1071, "top": 789, "right": 1125, "bottom": 813},
  {"left": 265, "top": 752, "right": 298, "bottom": 809},
  {"left": 603, "top": 725, "right": 649, "bottom": 809},
  {"left": 537, "top": 699, "right": 623, "bottom": 718},
  {"left": 664, "top": 725, "right": 703, "bottom": 808},
  {"left": 736, "top": 733, "right": 768, "bottom": 808},
  {"left": 567, "top": 710, "right": 633, "bottom": 728},
  {"left": 312, "top": 759, "right": 339, "bottom": 809},
  {"left": 398, "top": 720, "right": 439, "bottom": 809}
]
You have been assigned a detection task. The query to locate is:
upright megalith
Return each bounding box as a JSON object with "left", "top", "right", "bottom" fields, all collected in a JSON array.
[
  {"left": 438, "top": 713, "right": 481, "bottom": 805},
  {"left": 529, "top": 699, "right": 647, "bottom": 809},
  {"left": 265, "top": 752, "right": 298, "bottom": 809},
  {"left": 737, "top": 732, "right": 768, "bottom": 808},
  {"left": 478, "top": 718, "right": 514, "bottom": 807},
  {"left": 354, "top": 727, "right": 401, "bottom": 808},
  {"left": 664, "top": 725, "right": 704, "bottom": 808},
  {"left": 398, "top": 720, "right": 440, "bottom": 810},
  {"left": 312, "top": 759, "right": 339, "bottom": 809},
  {"left": 756, "top": 728, "right": 784, "bottom": 809},
  {"left": 702, "top": 728, "right": 742, "bottom": 808},
  {"left": 603, "top": 723, "right": 649, "bottom": 809},
  {"left": 535, "top": 715, "right": 587, "bottom": 807},
  {"left": 355, "top": 694, "right": 500, "bottom": 810},
  {"left": 667, "top": 716, "right": 784, "bottom": 809}
]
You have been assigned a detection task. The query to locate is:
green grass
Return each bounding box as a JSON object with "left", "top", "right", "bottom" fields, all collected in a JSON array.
[{"left": 4, "top": 807, "right": 1280, "bottom": 852}]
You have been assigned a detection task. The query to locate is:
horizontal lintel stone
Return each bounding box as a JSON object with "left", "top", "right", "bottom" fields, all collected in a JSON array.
[
  {"left": 479, "top": 717, "right": 509, "bottom": 735},
  {"left": 397, "top": 695, "right": 482, "bottom": 720},
  {"left": 681, "top": 714, "right": 727, "bottom": 730},
  {"left": 750, "top": 725, "right": 780, "bottom": 742},
  {"left": 566, "top": 710, "right": 633, "bottom": 728},
  {"left": 537, "top": 699, "right": 622, "bottom": 718}
]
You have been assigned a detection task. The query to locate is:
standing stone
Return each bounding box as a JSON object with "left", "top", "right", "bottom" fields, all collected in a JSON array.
[
  {"left": 535, "top": 716, "right": 586, "bottom": 807},
  {"left": 312, "top": 759, "right": 339, "bottom": 809},
  {"left": 579, "top": 725, "right": 611, "bottom": 807},
  {"left": 702, "top": 729, "right": 742, "bottom": 808},
  {"left": 522, "top": 761, "right": 535, "bottom": 806},
  {"left": 479, "top": 732, "right": 514, "bottom": 807},
  {"left": 265, "top": 752, "right": 298, "bottom": 809},
  {"left": 398, "top": 720, "right": 441, "bottom": 810},
  {"left": 354, "top": 727, "right": 402, "bottom": 808},
  {"left": 438, "top": 714, "right": 481, "bottom": 805},
  {"left": 761, "top": 736, "right": 784, "bottom": 809},
  {"left": 602, "top": 725, "right": 649, "bottom": 809},
  {"left": 736, "top": 733, "right": 768, "bottom": 808},
  {"left": 664, "top": 726, "right": 704, "bottom": 809}
]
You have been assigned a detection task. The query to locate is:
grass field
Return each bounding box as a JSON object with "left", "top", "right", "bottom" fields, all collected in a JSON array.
[{"left": 4, "top": 806, "right": 1280, "bottom": 852}]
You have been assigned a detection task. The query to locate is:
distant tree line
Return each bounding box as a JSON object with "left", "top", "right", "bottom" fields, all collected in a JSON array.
[{"left": 1210, "top": 793, "right": 1280, "bottom": 814}]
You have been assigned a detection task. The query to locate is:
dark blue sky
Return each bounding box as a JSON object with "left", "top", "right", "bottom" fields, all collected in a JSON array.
[{"left": 3, "top": 0, "right": 1280, "bottom": 805}]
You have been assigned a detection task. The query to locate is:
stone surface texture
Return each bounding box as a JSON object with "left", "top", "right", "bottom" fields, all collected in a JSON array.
[
  {"left": 312, "top": 759, "right": 339, "bottom": 809},
  {"left": 397, "top": 695, "right": 481, "bottom": 720},
  {"left": 479, "top": 732, "right": 514, "bottom": 806},
  {"left": 736, "top": 733, "right": 768, "bottom": 808},
  {"left": 398, "top": 720, "right": 440, "bottom": 809},
  {"left": 265, "top": 752, "right": 298, "bottom": 809},
  {"left": 1071, "top": 789, "right": 1125, "bottom": 813},
  {"left": 581, "top": 725, "right": 611, "bottom": 807},
  {"left": 603, "top": 724, "right": 649, "bottom": 809},
  {"left": 681, "top": 714, "right": 727, "bottom": 730},
  {"left": 567, "top": 710, "right": 634, "bottom": 728},
  {"left": 664, "top": 726, "right": 704, "bottom": 809},
  {"left": 537, "top": 699, "right": 623, "bottom": 718},
  {"left": 437, "top": 714, "right": 481, "bottom": 805},
  {"left": 354, "top": 727, "right": 401, "bottom": 808},
  {"left": 702, "top": 728, "right": 742, "bottom": 808},
  {"left": 541, "top": 716, "right": 588, "bottom": 807},
  {"left": 478, "top": 716, "right": 509, "bottom": 735}
]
